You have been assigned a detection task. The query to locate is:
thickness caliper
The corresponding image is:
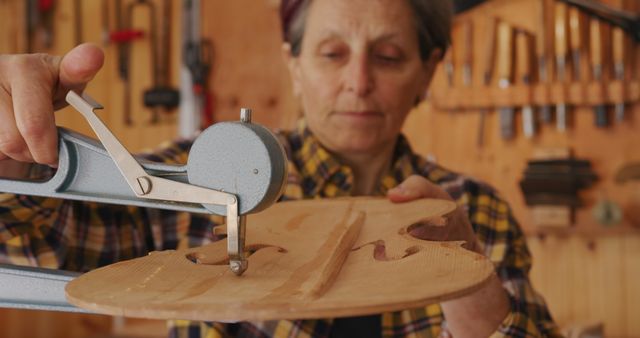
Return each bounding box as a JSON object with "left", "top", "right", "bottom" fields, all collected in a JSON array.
[{"left": 0, "top": 91, "right": 287, "bottom": 309}]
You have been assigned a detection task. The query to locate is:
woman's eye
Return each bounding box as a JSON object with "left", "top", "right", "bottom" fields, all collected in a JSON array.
[
  {"left": 321, "top": 51, "right": 344, "bottom": 60},
  {"left": 375, "top": 54, "right": 401, "bottom": 63}
]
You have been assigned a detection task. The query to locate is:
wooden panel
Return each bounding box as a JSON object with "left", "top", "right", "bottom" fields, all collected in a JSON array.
[
  {"left": 529, "top": 235, "right": 640, "bottom": 337},
  {"left": 0, "top": 309, "right": 111, "bottom": 338},
  {"left": 202, "top": 0, "right": 300, "bottom": 129}
]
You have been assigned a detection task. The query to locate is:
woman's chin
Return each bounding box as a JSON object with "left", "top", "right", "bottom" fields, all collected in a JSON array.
[{"left": 327, "top": 136, "right": 389, "bottom": 156}]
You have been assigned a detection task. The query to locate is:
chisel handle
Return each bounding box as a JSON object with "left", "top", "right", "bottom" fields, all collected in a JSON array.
[
  {"left": 554, "top": 2, "right": 568, "bottom": 79},
  {"left": 497, "top": 22, "right": 514, "bottom": 86}
]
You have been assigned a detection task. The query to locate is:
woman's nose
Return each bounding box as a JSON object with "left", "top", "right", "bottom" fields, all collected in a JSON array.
[{"left": 344, "top": 53, "right": 374, "bottom": 96}]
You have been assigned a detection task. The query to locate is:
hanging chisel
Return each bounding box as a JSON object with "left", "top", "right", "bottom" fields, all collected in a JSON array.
[
  {"left": 497, "top": 21, "right": 515, "bottom": 140},
  {"left": 444, "top": 47, "right": 454, "bottom": 87},
  {"left": 101, "top": 0, "right": 110, "bottom": 45},
  {"left": 590, "top": 18, "right": 607, "bottom": 127},
  {"left": 516, "top": 29, "right": 536, "bottom": 138},
  {"left": 74, "top": 0, "right": 82, "bottom": 45},
  {"left": 462, "top": 20, "right": 473, "bottom": 87},
  {"left": 537, "top": 0, "right": 553, "bottom": 124},
  {"left": 477, "top": 17, "right": 497, "bottom": 147},
  {"left": 568, "top": 6, "right": 582, "bottom": 81},
  {"left": 555, "top": 2, "right": 569, "bottom": 132},
  {"left": 612, "top": 26, "right": 625, "bottom": 123},
  {"left": 143, "top": 0, "right": 181, "bottom": 124}
]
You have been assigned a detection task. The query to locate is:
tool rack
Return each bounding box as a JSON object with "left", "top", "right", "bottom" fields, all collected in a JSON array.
[{"left": 432, "top": 0, "right": 639, "bottom": 129}]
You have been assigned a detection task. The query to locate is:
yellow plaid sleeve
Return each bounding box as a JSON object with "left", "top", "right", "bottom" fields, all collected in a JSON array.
[{"left": 465, "top": 186, "right": 563, "bottom": 338}]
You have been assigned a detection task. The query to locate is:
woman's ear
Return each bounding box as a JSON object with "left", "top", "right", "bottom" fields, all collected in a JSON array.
[
  {"left": 282, "top": 43, "right": 302, "bottom": 97},
  {"left": 419, "top": 48, "right": 444, "bottom": 92}
]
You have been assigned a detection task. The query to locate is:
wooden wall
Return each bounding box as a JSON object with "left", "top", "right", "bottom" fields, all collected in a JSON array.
[
  {"left": 1, "top": 0, "right": 639, "bottom": 337},
  {"left": 403, "top": 0, "right": 640, "bottom": 336}
]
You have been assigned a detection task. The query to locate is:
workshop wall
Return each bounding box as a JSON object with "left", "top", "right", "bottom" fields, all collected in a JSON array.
[
  {"left": 1, "top": 0, "right": 639, "bottom": 337},
  {"left": 404, "top": 0, "right": 640, "bottom": 335}
]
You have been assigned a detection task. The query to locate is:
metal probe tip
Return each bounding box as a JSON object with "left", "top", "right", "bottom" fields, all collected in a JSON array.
[
  {"left": 240, "top": 108, "right": 252, "bottom": 123},
  {"left": 230, "top": 260, "right": 249, "bottom": 276}
]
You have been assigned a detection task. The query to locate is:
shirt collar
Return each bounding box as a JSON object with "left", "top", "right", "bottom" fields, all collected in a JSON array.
[{"left": 290, "top": 120, "right": 419, "bottom": 197}]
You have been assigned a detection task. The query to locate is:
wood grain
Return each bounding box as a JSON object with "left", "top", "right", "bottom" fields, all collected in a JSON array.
[{"left": 66, "top": 198, "right": 495, "bottom": 322}]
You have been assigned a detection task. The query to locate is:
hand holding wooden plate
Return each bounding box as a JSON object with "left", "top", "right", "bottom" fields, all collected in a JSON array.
[{"left": 66, "top": 198, "right": 494, "bottom": 322}]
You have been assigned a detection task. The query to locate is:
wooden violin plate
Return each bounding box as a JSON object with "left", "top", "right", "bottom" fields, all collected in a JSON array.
[{"left": 66, "top": 198, "right": 494, "bottom": 321}]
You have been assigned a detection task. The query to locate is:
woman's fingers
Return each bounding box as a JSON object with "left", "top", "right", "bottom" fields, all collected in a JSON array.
[
  {"left": 0, "top": 44, "right": 104, "bottom": 167},
  {"left": 10, "top": 55, "right": 58, "bottom": 166},
  {"left": 0, "top": 86, "right": 33, "bottom": 162},
  {"left": 387, "top": 175, "right": 452, "bottom": 203}
]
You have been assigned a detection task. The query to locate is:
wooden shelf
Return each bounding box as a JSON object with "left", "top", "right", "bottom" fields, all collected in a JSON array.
[{"left": 432, "top": 80, "right": 640, "bottom": 111}]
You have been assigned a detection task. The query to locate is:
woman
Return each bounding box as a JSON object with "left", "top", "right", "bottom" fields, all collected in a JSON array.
[{"left": 0, "top": 0, "right": 561, "bottom": 337}]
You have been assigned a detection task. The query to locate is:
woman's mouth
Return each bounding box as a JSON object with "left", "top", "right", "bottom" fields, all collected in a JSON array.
[{"left": 335, "top": 111, "right": 384, "bottom": 117}]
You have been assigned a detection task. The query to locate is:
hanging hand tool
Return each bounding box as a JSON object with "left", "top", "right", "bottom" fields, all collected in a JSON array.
[
  {"left": 116, "top": 0, "right": 134, "bottom": 125},
  {"left": 477, "top": 17, "right": 497, "bottom": 147},
  {"left": 612, "top": 26, "right": 625, "bottom": 123},
  {"left": 74, "top": 0, "right": 82, "bottom": 45},
  {"left": 180, "top": 0, "right": 202, "bottom": 136},
  {"left": 125, "top": 0, "right": 159, "bottom": 124},
  {"left": 27, "top": 0, "right": 55, "bottom": 52},
  {"left": 143, "top": 0, "right": 181, "bottom": 124},
  {"left": 462, "top": 20, "right": 473, "bottom": 87},
  {"left": 101, "top": 0, "right": 109, "bottom": 45},
  {"left": 444, "top": 47, "right": 454, "bottom": 87},
  {"left": 568, "top": 6, "right": 582, "bottom": 81},
  {"left": 589, "top": 18, "right": 607, "bottom": 128},
  {"left": 114, "top": 0, "right": 160, "bottom": 125},
  {"left": 559, "top": 0, "right": 640, "bottom": 42},
  {"left": 186, "top": 39, "right": 214, "bottom": 129},
  {"left": 0, "top": 91, "right": 288, "bottom": 276},
  {"left": 516, "top": 30, "right": 536, "bottom": 138},
  {"left": 537, "top": 0, "right": 553, "bottom": 124},
  {"left": 555, "top": 2, "right": 569, "bottom": 132},
  {"left": 497, "top": 21, "right": 515, "bottom": 140}
]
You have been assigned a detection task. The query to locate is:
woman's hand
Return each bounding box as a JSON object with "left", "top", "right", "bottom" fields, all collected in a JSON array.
[
  {"left": 389, "top": 175, "right": 511, "bottom": 336},
  {"left": 0, "top": 43, "right": 104, "bottom": 167},
  {"left": 387, "top": 175, "right": 481, "bottom": 254}
]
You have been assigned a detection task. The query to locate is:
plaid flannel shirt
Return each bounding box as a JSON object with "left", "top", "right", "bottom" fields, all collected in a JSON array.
[{"left": 0, "top": 121, "right": 561, "bottom": 337}]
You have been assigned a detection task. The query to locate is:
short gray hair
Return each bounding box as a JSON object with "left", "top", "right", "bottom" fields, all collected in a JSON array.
[{"left": 282, "top": 0, "right": 453, "bottom": 60}]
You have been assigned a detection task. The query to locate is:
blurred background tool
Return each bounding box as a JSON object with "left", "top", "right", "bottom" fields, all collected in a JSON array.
[
  {"left": 612, "top": 26, "right": 625, "bottom": 123},
  {"left": 519, "top": 158, "right": 598, "bottom": 210},
  {"left": 477, "top": 16, "right": 497, "bottom": 147},
  {"left": 26, "top": 0, "right": 56, "bottom": 52},
  {"left": 444, "top": 46, "right": 454, "bottom": 88},
  {"left": 123, "top": 0, "right": 157, "bottom": 125},
  {"left": 183, "top": 0, "right": 214, "bottom": 130},
  {"left": 74, "top": 0, "right": 81, "bottom": 45},
  {"left": 568, "top": 6, "right": 583, "bottom": 81},
  {"left": 516, "top": 29, "right": 536, "bottom": 138},
  {"left": 180, "top": 0, "right": 202, "bottom": 137},
  {"left": 589, "top": 18, "right": 607, "bottom": 127},
  {"left": 142, "top": 0, "right": 181, "bottom": 124},
  {"left": 560, "top": 0, "right": 640, "bottom": 42},
  {"left": 554, "top": 2, "right": 569, "bottom": 132},
  {"left": 537, "top": 0, "right": 553, "bottom": 124},
  {"left": 497, "top": 21, "right": 515, "bottom": 140},
  {"left": 462, "top": 20, "right": 473, "bottom": 87}
]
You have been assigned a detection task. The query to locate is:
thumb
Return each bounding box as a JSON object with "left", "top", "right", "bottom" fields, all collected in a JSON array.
[
  {"left": 56, "top": 43, "right": 105, "bottom": 94},
  {"left": 388, "top": 175, "right": 451, "bottom": 203}
]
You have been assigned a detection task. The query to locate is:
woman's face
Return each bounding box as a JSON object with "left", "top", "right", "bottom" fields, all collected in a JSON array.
[{"left": 286, "top": 0, "right": 440, "bottom": 156}]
